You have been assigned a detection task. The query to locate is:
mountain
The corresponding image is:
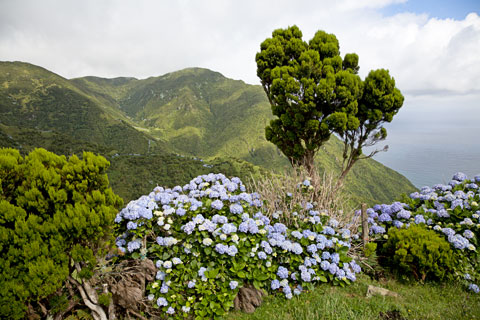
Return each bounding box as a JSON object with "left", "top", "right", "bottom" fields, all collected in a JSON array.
[
  {"left": 0, "top": 62, "right": 268, "bottom": 201},
  {"left": 0, "top": 61, "right": 416, "bottom": 204},
  {"left": 72, "top": 67, "right": 416, "bottom": 204},
  {"left": 0, "top": 61, "right": 161, "bottom": 155}
]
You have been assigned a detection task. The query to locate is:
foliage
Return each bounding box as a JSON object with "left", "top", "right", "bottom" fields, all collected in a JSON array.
[
  {"left": 338, "top": 69, "right": 404, "bottom": 180},
  {"left": 114, "top": 173, "right": 361, "bottom": 319},
  {"left": 0, "top": 148, "right": 123, "bottom": 319},
  {"left": 255, "top": 26, "right": 403, "bottom": 180},
  {"left": 363, "top": 242, "right": 377, "bottom": 258},
  {"left": 380, "top": 225, "right": 456, "bottom": 281},
  {"left": 108, "top": 154, "right": 267, "bottom": 202},
  {"left": 0, "top": 62, "right": 157, "bottom": 156},
  {"left": 256, "top": 26, "right": 362, "bottom": 170},
  {"left": 0, "top": 61, "right": 417, "bottom": 207},
  {"left": 364, "top": 172, "right": 480, "bottom": 292}
]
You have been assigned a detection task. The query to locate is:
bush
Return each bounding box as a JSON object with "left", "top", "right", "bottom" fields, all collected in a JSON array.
[
  {"left": 0, "top": 148, "right": 122, "bottom": 319},
  {"left": 364, "top": 172, "right": 480, "bottom": 292},
  {"left": 114, "top": 173, "right": 361, "bottom": 319},
  {"left": 380, "top": 225, "right": 456, "bottom": 281}
]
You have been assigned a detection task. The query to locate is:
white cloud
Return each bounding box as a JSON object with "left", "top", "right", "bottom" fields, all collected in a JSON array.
[{"left": 0, "top": 0, "right": 479, "bottom": 98}]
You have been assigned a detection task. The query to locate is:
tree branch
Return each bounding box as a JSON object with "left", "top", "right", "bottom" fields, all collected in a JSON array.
[{"left": 68, "top": 276, "right": 107, "bottom": 320}]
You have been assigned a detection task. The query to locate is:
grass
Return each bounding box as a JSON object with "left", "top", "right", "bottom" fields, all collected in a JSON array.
[{"left": 227, "top": 274, "right": 480, "bottom": 320}]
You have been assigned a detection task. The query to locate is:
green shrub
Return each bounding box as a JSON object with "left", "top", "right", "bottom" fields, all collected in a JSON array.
[
  {"left": 380, "top": 225, "right": 457, "bottom": 281},
  {"left": 0, "top": 148, "right": 122, "bottom": 319}
]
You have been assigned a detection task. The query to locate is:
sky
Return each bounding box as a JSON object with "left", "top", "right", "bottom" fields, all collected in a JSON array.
[
  {"left": 0, "top": 0, "right": 479, "bottom": 185},
  {"left": 0, "top": 0, "right": 478, "bottom": 93}
]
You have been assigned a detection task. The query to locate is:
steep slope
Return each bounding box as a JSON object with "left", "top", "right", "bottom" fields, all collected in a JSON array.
[
  {"left": 0, "top": 61, "right": 159, "bottom": 155},
  {"left": 0, "top": 61, "right": 416, "bottom": 205},
  {"left": 0, "top": 62, "right": 267, "bottom": 202},
  {"left": 74, "top": 68, "right": 416, "bottom": 204}
]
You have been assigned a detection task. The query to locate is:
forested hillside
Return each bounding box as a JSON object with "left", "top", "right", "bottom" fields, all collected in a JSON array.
[{"left": 0, "top": 61, "right": 416, "bottom": 204}]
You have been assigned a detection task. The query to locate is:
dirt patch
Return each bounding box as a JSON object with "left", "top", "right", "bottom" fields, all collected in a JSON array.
[{"left": 379, "top": 310, "right": 406, "bottom": 320}]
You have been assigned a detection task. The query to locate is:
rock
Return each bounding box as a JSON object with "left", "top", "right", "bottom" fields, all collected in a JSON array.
[
  {"left": 366, "top": 285, "right": 399, "bottom": 298},
  {"left": 110, "top": 258, "right": 156, "bottom": 311},
  {"left": 140, "top": 258, "right": 156, "bottom": 282},
  {"left": 111, "top": 282, "right": 143, "bottom": 310},
  {"left": 233, "top": 284, "right": 266, "bottom": 313}
]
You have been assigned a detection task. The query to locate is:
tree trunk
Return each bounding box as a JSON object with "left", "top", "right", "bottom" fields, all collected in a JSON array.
[
  {"left": 68, "top": 276, "right": 108, "bottom": 320},
  {"left": 303, "top": 150, "right": 316, "bottom": 177}
]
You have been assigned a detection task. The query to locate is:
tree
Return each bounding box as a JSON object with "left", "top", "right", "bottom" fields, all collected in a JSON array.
[
  {"left": 0, "top": 148, "right": 123, "bottom": 319},
  {"left": 338, "top": 69, "right": 404, "bottom": 181},
  {"left": 256, "top": 26, "right": 362, "bottom": 173},
  {"left": 256, "top": 26, "right": 403, "bottom": 180}
]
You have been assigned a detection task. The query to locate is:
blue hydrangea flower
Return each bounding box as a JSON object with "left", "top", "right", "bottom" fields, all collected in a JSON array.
[
  {"left": 328, "top": 263, "right": 338, "bottom": 275},
  {"left": 393, "top": 220, "right": 404, "bottom": 228},
  {"left": 222, "top": 223, "right": 237, "bottom": 234},
  {"left": 160, "top": 282, "right": 169, "bottom": 293},
  {"left": 211, "top": 200, "right": 224, "bottom": 210},
  {"left": 442, "top": 228, "right": 456, "bottom": 237},
  {"left": 229, "top": 280, "right": 238, "bottom": 290},
  {"left": 215, "top": 243, "right": 228, "bottom": 254},
  {"left": 322, "top": 226, "right": 335, "bottom": 235},
  {"left": 378, "top": 213, "right": 392, "bottom": 223},
  {"left": 397, "top": 209, "right": 411, "bottom": 219},
  {"left": 188, "top": 280, "right": 196, "bottom": 288},
  {"left": 226, "top": 245, "right": 238, "bottom": 256},
  {"left": 271, "top": 279, "right": 280, "bottom": 290},
  {"left": 229, "top": 203, "right": 243, "bottom": 214},
  {"left": 126, "top": 221, "right": 138, "bottom": 230},
  {"left": 292, "top": 243, "right": 303, "bottom": 255},
  {"left": 258, "top": 251, "right": 267, "bottom": 260},
  {"left": 157, "top": 297, "right": 168, "bottom": 307},
  {"left": 307, "top": 244, "right": 317, "bottom": 254},
  {"left": 273, "top": 223, "right": 287, "bottom": 234},
  {"left": 371, "top": 225, "right": 386, "bottom": 234},
  {"left": 463, "top": 230, "right": 474, "bottom": 239},
  {"left": 301, "top": 271, "right": 311, "bottom": 282},
  {"left": 452, "top": 172, "right": 467, "bottom": 181},
  {"left": 166, "top": 307, "right": 175, "bottom": 314},
  {"left": 127, "top": 240, "right": 142, "bottom": 252},
  {"left": 331, "top": 253, "right": 340, "bottom": 264},
  {"left": 277, "top": 266, "right": 289, "bottom": 279},
  {"left": 414, "top": 214, "right": 426, "bottom": 224},
  {"left": 468, "top": 283, "right": 479, "bottom": 293},
  {"left": 291, "top": 231, "right": 303, "bottom": 239},
  {"left": 176, "top": 207, "right": 186, "bottom": 216},
  {"left": 320, "top": 260, "right": 330, "bottom": 271}
]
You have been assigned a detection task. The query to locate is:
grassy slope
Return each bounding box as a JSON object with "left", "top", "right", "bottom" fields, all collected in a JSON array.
[
  {"left": 227, "top": 274, "right": 480, "bottom": 320},
  {"left": 73, "top": 67, "right": 416, "bottom": 205},
  {"left": 0, "top": 61, "right": 416, "bottom": 205},
  {"left": 0, "top": 62, "right": 266, "bottom": 203},
  {"left": 0, "top": 61, "right": 157, "bottom": 155}
]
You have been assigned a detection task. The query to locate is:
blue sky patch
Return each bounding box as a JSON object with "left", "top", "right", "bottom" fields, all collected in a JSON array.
[{"left": 381, "top": 0, "right": 479, "bottom": 20}]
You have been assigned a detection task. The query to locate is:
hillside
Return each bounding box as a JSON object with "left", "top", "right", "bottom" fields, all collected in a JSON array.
[
  {"left": 0, "top": 61, "right": 160, "bottom": 155},
  {"left": 73, "top": 67, "right": 416, "bottom": 204},
  {"left": 0, "top": 61, "right": 416, "bottom": 204}
]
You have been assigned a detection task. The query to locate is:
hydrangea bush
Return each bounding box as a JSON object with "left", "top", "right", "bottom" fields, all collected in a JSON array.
[
  {"left": 364, "top": 172, "right": 480, "bottom": 293},
  {"left": 114, "top": 173, "right": 361, "bottom": 319}
]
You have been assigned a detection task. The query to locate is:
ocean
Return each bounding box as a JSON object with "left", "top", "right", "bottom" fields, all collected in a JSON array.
[{"left": 368, "top": 93, "right": 480, "bottom": 188}]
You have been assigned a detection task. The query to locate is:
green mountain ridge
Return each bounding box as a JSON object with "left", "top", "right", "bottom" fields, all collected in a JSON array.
[{"left": 0, "top": 61, "right": 417, "bottom": 205}]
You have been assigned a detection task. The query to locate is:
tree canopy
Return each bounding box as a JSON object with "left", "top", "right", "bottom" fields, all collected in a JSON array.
[
  {"left": 256, "top": 26, "right": 403, "bottom": 178},
  {"left": 0, "top": 148, "right": 122, "bottom": 319}
]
